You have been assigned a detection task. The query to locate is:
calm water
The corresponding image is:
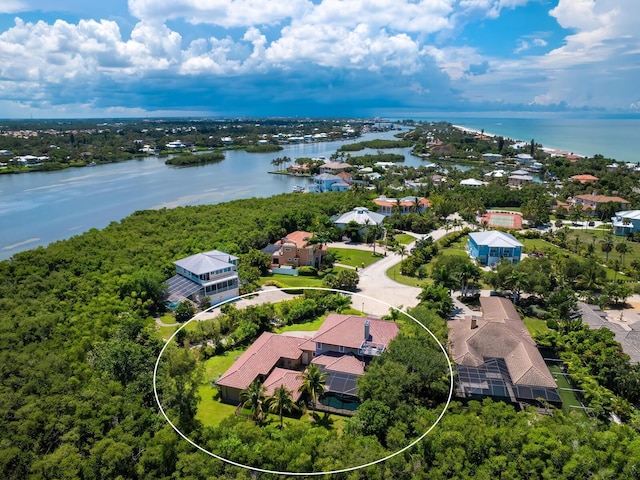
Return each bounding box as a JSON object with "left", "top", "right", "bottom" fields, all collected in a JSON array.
[
  {"left": 4, "top": 115, "right": 635, "bottom": 260},
  {"left": 0, "top": 129, "right": 417, "bottom": 259},
  {"left": 438, "top": 115, "right": 640, "bottom": 163}
]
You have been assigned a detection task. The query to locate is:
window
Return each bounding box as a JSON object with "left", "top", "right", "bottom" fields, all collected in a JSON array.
[
  {"left": 339, "top": 345, "right": 345, "bottom": 353},
  {"left": 316, "top": 342, "right": 322, "bottom": 351}
]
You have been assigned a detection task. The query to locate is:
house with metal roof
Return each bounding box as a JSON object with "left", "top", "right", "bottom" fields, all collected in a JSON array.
[
  {"left": 310, "top": 173, "right": 350, "bottom": 193},
  {"left": 467, "top": 231, "right": 523, "bottom": 266},
  {"left": 448, "top": 297, "right": 561, "bottom": 407},
  {"left": 612, "top": 210, "right": 640, "bottom": 236},
  {"left": 166, "top": 250, "right": 239, "bottom": 306},
  {"left": 332, "top": 207, "right": 385, "bottom": 229}
]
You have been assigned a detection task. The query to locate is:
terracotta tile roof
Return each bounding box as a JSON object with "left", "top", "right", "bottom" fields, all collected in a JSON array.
[
  {"left": 373, "top": 196, "right": 430, "bottom": 208},
  {"left": 573, "top": 194, "right": 629, "bottom": 205},
  {"left": 448, "top": 297, "right": 555, "bottom": 388},
  {"left": 262, "top": 367, "right": 304, "bottom": 402},
  {"left": 300, "top": 314, "right": 399, "bottom": 351},
  {"left": 216, "top": 332, "right": 303, "bottom": 391},
  {"left": 277, "top": 231, "right": 313, "bottom": 248},
  {"left": 312, "top": 353, "right": 365, "bottom": 375},
  {"left": 570, "top": 174, "right": 599, "bottom": 183}
]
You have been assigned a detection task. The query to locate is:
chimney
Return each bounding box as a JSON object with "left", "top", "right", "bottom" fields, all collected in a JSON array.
[
  {"left": 471, "top": 316, "right": 478, "bottom": 329},
  {"left": 364, "top": 320, "right": 370, "bottom": 341}
]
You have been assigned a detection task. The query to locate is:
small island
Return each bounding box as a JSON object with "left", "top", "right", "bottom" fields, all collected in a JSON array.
[{"left": 165, "top": 151, "right": 225, "bottom": 166}]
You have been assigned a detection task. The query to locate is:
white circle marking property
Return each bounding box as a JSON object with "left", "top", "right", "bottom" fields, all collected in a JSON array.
[{"left": 153, "top": 287, "right": 454, "bottom": 476}]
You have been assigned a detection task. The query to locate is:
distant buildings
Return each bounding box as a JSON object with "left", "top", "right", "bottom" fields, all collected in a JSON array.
[
  {"left": 460, "top": 178, "right": 487, "bottom": 187},
  {"left": 571, "top": 194, "right": 629, "bottom": 213},
  {"left": 373, "top": 195, "right": 430, "bottom": 216},
  {"left": 333, "top": 207, "right": 385, "bottom": 229},
  {"left": 570, "top": 174, "right": 599, "bottom": 184},
  {"left": 310, "top": 173, "right": 350, "bottom": 193}
]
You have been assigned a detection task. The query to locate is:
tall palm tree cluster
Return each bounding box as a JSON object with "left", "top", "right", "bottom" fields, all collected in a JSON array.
[{"left": 239, "top": 364, "right": 328, "bottom": 428}]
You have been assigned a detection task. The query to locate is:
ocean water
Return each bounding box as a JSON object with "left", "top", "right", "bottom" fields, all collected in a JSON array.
[{"left": 432, "top": 115, "right": 640, "bottom": 164}]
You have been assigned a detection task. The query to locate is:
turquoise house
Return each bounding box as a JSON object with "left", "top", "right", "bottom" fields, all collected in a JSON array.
[
  {"left": 612, "top": 210, "right": 640, "bottom": 236},
  {"left": 467, "top": 231, "right": 523, "bottom": 266}
]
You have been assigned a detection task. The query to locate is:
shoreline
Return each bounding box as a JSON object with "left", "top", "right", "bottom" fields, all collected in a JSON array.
[{"left": 451, "top": 124, "right": 585, "bottom": 159}]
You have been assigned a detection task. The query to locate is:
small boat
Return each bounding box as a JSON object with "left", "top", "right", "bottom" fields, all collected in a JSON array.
[{"left": 292, "top": 185, "right": 306, "bottom": 193}]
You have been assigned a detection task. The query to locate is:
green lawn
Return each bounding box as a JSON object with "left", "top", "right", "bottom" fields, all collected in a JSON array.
[
  {"left": 394, "top": 233, "right": 415, "bottom": 245},
  {"left": 523, "top": 316, "right": 549, "bottom": 336},
  {"left": 521, "top": 236, "right": 634, "bottom": 281},
  {"left": 547, "top": 363, "right": 587, "bottom": 418},
  {"left": 386, "top": 262, "right": 430, "bottom": 287},
  {"left": 259, "top": 267, "right": 348, "bottom": 288},
  {"left": 329, "top": 247, "right": 383, "bottom": 268},
  {"left": 276, "top": 316, "right": 326, "bottom": 333}
]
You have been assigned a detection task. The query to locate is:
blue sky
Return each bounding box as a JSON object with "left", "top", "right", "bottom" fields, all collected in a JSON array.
[{"left": 0, "top": 0, "right": 638, "bottom": 118}]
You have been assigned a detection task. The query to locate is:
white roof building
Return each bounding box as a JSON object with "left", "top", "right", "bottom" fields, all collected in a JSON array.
[
  {"left": 469, "top": 231, "right": 523, "bottom": 248},
  {"left": 460, "top": 178, "right": 487, "bottom": 187},
  {"left": 333, "top": 207, "right": 385, "bottom": 227}
]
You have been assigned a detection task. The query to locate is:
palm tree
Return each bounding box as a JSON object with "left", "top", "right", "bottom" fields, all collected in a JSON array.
[
  {"left": 298, "top": 364, "right": 328, "bottom": 416},
  {"left": 457, "top": 262, "right": 481, "bottom": 297},
  {"left": 241, "top": 380, "right": 267, "bottom": 425},
  {"left": 601, "top": 236, "right": 614, "bottom": 261},
  {"left": 267, "top": 385, "right": 296, "bottom": 429},
  {"left": 369, "top": 224, "right": 384, "bottom": 256},
  {"left": 394, "top": 245, "right": 408, "bottom": 261},
  {"left": 575, "top": 259, "right": 604, "bottom": 291},
  {"left": 616, "top": 241, "right": 630, "bottom": 266},
  {"left": 506, "top": 270, "right": 529, "bottom": 305}
]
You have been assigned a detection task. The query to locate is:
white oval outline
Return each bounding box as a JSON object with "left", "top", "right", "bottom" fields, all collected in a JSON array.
[{"left": 153, "top": 287, "right": 454, "bottom": 476}]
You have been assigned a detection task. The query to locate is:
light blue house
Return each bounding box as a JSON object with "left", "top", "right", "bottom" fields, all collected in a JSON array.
[
  {"left": 612, "top": 210, "right": 640, "bottom": 236},
  {"left": 467, "top": 231, "right": 523, "bottom": 266},
  {"left": 310, "top": 173, "right": 350, "bottom": 193}
]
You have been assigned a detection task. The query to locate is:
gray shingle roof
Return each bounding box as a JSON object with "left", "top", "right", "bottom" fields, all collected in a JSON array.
[{"left": 173, "top": 250, "right": 238, "bottom": 275}]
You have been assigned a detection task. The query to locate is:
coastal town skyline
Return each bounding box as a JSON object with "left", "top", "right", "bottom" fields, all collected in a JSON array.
[{"left": 1, "top": 1, "right": 639, "bottom": 118}]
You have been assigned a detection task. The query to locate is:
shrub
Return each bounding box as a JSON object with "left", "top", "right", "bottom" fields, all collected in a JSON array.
[{"left": 297, "top": 266, "right": 318, "bottom": 276}]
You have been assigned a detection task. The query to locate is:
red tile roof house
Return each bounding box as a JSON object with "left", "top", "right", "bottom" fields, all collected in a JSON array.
[
  {"left": 216, "top": 315, "right": 399, "bottom": 408},
  {"left": 570, "top": 174, "right": 599, "bottom": 184},
  {"left": 266, "top": 230, "right": 326, "bottom": 269},
  {"left": 373, "top": 195, "right": 431, "bottom": 216},
  {"left": 570, "top": 194, "right": 630, "bottom": 214}
]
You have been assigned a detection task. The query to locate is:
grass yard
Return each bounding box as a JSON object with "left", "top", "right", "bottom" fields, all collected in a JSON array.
[
  {"left": 547, "top": 363, "right": 587, "bottom": 418},
  {"left": 385, "top": 262, "right": 430, "bottom": 288},
  {"left": 521, "top": 235, "right": 634, "bottom": 281},
  {"left": 259, "top": 267, "right": 348, "bottom": 288},
  {"left": 523, "top": 316, "right": 549, "bottom": 336},
  {"left": 276, "top": 316, "right": 326, "bottom": 333},
  {"left": 329, "top": 247, "right": 383, "bottom": 268},
  {"left": 394, "top": 233, "right": 415, "bottom": 245}
]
